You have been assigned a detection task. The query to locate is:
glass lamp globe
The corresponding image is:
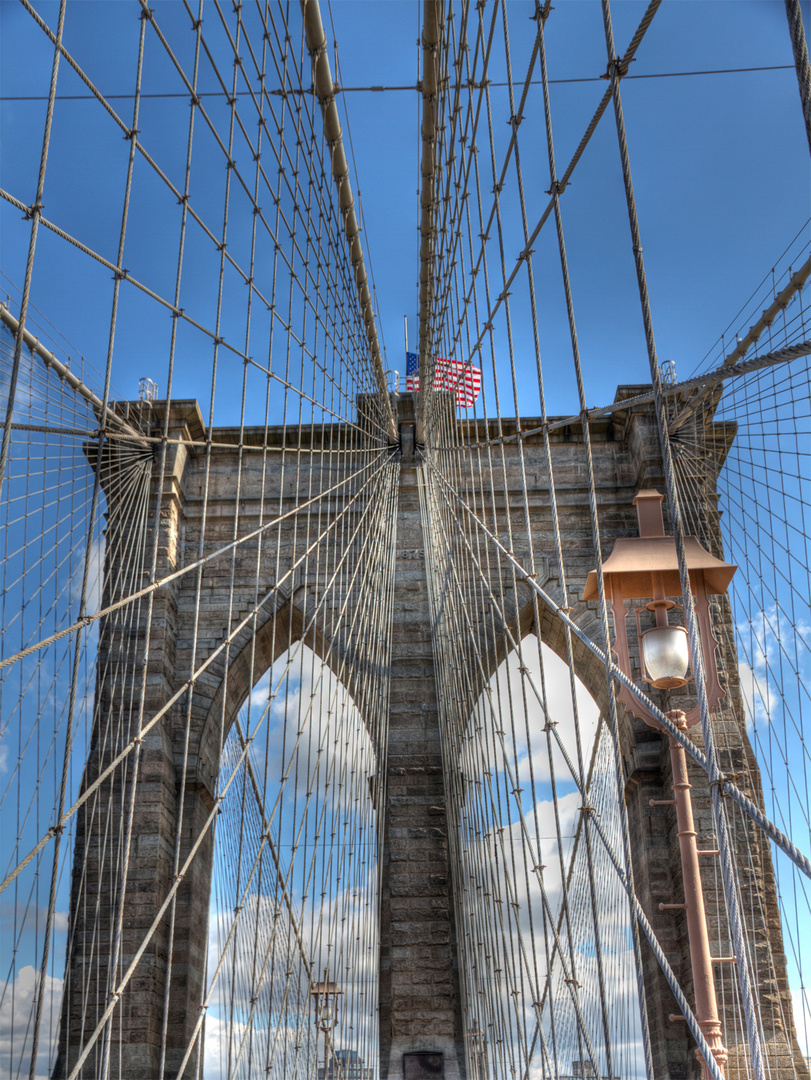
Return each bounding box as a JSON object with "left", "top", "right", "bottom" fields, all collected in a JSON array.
[
  {"left": 320, "top": 1004, "right": 334, "bottom": 1025},
  {"left": 641, "top": 625, "right": 690, "bottom": 689}
]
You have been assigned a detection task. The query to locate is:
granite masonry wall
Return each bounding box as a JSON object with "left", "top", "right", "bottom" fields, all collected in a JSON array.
[{"left": 55, "top": 392, "right": 806, "bottom": 1078}]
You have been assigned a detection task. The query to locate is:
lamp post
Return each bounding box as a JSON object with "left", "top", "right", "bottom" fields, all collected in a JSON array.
[
  {"left": 468, "top": 1021, "right": 488, "bottom": 1079},
  {"left": 583, "top": 490, "right": 736, "bottom": 1079},
  {"left": 311, "top": 974, "right": 341, "bottom": 1080}
]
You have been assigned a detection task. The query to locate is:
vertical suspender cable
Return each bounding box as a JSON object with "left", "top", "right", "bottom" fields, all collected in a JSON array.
[
  {"left": 0, "top": 1, "right": 66, "bottom": 497},
  {"left": 599, "top": 0, "right": 767, "bottom": 1073}
]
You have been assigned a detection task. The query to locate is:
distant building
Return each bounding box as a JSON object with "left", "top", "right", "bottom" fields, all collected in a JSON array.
[
  {"left": 559, "top": 1062, "right": 618, "bottom": 1080},
  {"left": 317, "top": 1048, "right": 373, "bottom": 1080}
]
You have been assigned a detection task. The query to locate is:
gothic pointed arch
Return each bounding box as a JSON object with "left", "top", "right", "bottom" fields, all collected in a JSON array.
[{"left": 186, "top": 590, "right": 379, "bottom": 800}]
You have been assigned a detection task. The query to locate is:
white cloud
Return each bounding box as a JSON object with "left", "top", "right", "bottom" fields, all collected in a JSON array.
[
  {"left": 0, "top": 901, "right": 68, "bottom": 937},
  {"left": 70, "top": 536, "right": 105, "bottom": 617},
  {"left": 229, "top": 644, "right": 377, "bottom": 829},
  {"left": 735, "top": 602, "right": 811, "bottom": 733},
  {"left": 454, "top": 641, "right": 646, "bottom": 1075},
  {"left": 203, "top": 878, "right": 375, "bottom": 1080},
  {"left": 738, "top": 659, "right": 776, "bottom": 734},
  {"left": 467, "top": 639, "right": 600, "bottom": 796},
  {"left": 204, "top": 644, "right": 381, "bottom": 1077},
  {"left": 203, "top": 1011, "right": 312, "bottom": 1080},
  {"left": 204, "top": 636, "right": 649, "bottom": 1077},
  {"left": 0, "top": 966, "right": 63, "bottom": 1080},
  {"left": 0, "top": 345, "right": 44, "bottom": 426}
]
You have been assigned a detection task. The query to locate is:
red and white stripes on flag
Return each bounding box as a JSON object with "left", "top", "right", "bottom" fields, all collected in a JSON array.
[
  {"left": 433, "top": 358, "right": 481, "bottom": 407},
  {"left": 406, "top": 355, "right": 482, "bottom": 407}
]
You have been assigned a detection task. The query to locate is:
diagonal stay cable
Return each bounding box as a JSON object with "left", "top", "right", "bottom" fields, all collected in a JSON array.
[
  {"left": 0, "top": 454, "right": 391, "bottom": 897},
  {"left": 446, "top": 0, "right": 663, "bottom": 371},
  {"left": 423, "top": 462, "right": 727, "bottom": 1078},
  {"left": 0, "top": 452, "right": 389, "bottom": 675},
  {"left": 426, "top": 457, "right": 811, "bottom": 881},
  {"left": 61, "top": 458, "right": 398, "bottom": 1080}
]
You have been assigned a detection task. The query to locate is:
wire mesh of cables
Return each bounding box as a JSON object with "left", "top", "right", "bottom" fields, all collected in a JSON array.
[
  {"left": 0, "top": 2, "right": 397, "bottom": 1079},
  {"left": 669, "top": 240, "right": 811, "bottom": 1070},
  {"left": 1, "top": 1, "right": 810, "bottom": 1080},
  {"left": 414, "top": 0, "right": 810, "bottom": 1077}
]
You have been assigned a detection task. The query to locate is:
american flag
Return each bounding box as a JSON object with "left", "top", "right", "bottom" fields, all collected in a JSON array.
[
  {"left": 404, "top": 353, "right": 481, "bottom": 408},
  {"left": 434, "top": 357, "right": 482, "bottom": 407},
  {"left": 406, "top": 351, "right": 419, "bottom": 391}
]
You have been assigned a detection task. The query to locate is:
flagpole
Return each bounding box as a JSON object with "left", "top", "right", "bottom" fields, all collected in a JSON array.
[{"left": 404, "top": 316, "right": 408, "bottom": 355}]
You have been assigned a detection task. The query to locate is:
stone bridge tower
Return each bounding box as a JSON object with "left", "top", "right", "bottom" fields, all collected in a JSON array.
[{"left": 56, "top": 389, "right": 805, "bottom": 1079}]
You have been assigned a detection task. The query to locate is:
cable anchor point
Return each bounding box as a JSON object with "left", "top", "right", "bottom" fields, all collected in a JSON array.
[{"left": 602, "top": 55, "right": 635, "bottom": 81}]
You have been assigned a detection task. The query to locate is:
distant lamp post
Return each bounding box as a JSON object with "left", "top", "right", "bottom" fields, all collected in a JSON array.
[
  {"left": 468, "top": 1021, "right": 488, "bottom": 1079},
  {"left": 583, "top": 489, "right": 737, "bottom": 1079},
  {"left": 311, "top": 974, "right": 341, "bottom": 1079}
]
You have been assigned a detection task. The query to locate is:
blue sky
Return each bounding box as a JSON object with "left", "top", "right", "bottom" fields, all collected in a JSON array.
[
  {"left": 325, "top": 0, "right": 810, "bottom": 406},
  {"left": 0, "top": 0, "right": 809, "bottom": 423},
  {"left": 0, "top": 0, "right": 809, "bottom": 1072}
]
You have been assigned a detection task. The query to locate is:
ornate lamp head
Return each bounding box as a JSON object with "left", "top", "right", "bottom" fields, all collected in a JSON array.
[
  {"left": 583, "top": 490, "right": 736, "bottom": 728},
  {"left": 311, "top": 977, "right": 341, "bottom": 1032}
]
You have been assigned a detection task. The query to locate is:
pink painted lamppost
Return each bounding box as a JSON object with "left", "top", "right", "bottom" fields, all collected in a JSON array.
[
  {"left": 583, "top": 489, "right": 737, "bottom": 1080},
  {"left": 311, "top": 975, "right": 341, "bottom": 1080}
]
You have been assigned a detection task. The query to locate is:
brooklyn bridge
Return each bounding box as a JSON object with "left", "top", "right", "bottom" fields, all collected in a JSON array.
[{"left": 0, "top": 1, "right": 810, "bottom": 1078}]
